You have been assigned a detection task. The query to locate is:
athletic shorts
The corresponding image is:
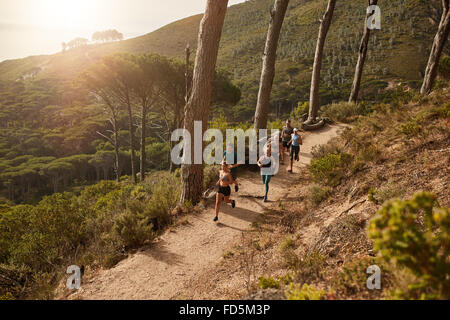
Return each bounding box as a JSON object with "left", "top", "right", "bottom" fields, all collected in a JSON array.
[
  {"left": 218, "top": 185, "right": 231, "bottom": 197},
  {"left": 282, "top": 141, "right": 290, "bottom": 149},
  {"left": 290, "top": 145, "right": 300, "bottom": 160}
]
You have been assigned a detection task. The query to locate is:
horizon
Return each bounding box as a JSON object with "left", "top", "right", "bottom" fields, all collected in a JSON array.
[{"left": 0, "top": 0, "right": 246, "bottom": 62}]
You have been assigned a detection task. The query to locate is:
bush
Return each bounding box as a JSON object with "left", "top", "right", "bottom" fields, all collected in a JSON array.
[
  {"left": 321, "top": 102, "right": 368, "bottom": 123},
  {"left": 113, "top": 209, "right": 155, "bottom": 249},
  {"left": 258, "top": 276, "right": 280, "bottom": 289},
  {"left": 400, "top": 118, "right": 422, "bottom": 138},
  {"left": 310, "top": 153, "right": 351, "bottom": 187},
  {"left": 368, "top": 192, "right": 450, "bottom": 299},
  {"left": 438, "top": 55, "right": 450, "bottom": 79},
  {"left": 308, "top": 184, "right": 331, "bottom": 205},
  {"left": 368, "top": 183, "right": 405, "bottom": 205},
  {"left": 291, "top": 102, "right": 309, "bottom": 120},
  {"left": 286, "top": 283, "right": 325, "bottom": 300}
]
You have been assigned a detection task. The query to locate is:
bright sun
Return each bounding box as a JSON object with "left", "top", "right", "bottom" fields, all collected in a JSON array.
[{"left": 35, "top": 0, "right": 101, "bottom": 29}]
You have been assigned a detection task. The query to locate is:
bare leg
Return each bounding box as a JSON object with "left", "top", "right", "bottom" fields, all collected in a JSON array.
[
  {"left": 224, "top": 196, "right": 232, "bottom": 204},
  {"left": 215, "top": 193, "right": 223, "bottom": 218}
]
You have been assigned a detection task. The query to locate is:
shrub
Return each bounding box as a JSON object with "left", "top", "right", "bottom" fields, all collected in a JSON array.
[
  {"left": 400, "top": 118, "right": 422, "bottom": 138},
  {"left": 321, "top": 102, "right": 368, "bottom": 123},
  {"left": 368, "top": 192, "right": 450, "bottom": 299},
  {"left": 291, "top": 102, "right": 309, "bottom": 120},
  {"left": 286, "top": 283, "right": 325, "bottom": 300},
  {"left": 438, "top": 55, "right": 450, "bottom": 79},
  {"left": 113, "top": 209, "right": 155, "bottom": 249},
  {"left": 368, "top": 183, "right": 405, "bottom": 205},
  {"left": 308, "top": 184, "right": 331, "bottom": 205},
  {"left": 310, "top": 153, "right": 351, "bottom": 187},
  {"left": 258, "top": 276, "right": 280, "bottom": 289}
]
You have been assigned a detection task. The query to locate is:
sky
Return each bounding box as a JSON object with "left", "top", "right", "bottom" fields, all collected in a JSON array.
[{"left": 0, "top": 0, "right": 247, "bottom": 62}]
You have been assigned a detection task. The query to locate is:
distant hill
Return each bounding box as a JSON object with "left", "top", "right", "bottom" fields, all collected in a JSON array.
[{"left": 0, "top": 0, "right": 447, "bottom": 116}]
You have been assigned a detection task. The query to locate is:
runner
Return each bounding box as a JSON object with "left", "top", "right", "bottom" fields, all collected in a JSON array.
[
  {"left": 281, "top": 119, "right": 294, "bottom": 162},
  {"left": 287, "top": 128, "right": 302, "bottom": 173},
  {"left": 257, "top": 143, "right": 276, "bottom": 202},
  {"left": 223, "top": 143, "right": 242, "bottom": 192},
  {"left": 214, "top": 161, "right": 236, "bottom": 222}
]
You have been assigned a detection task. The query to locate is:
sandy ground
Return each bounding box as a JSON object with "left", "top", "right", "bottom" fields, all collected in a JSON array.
[{"left": 65, "top": 124, "right": 346, "bottom": 300}]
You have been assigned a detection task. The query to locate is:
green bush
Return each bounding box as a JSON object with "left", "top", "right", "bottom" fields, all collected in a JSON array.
[
  {"left": 438, "top": 56, "right": 450, "bottom": 79},
  {"left": 400, "top": 118, "right": 422, "bottom": 138},
  {"left": 291, "top": 102, "right": 309, "bottom": 120},
  {"left": 321, "top": 102, "right": 368, "bottom": 123},
  {"left": 368, "top": 192, "right": 450, "bottom": 299},
  {"left": 310, "top": 153, "right": 351, "bottom": 187},
  {"left": 113, "top": 209, "right": 155, "bottom": 249},
  {"left": 286, "top": 283, "right": 325, "bottom": 300},
  {"left": 258, "top": 276, "right": 280, "bottom": 289},
  {"left": 308, "top": 184, "right": 331, "bottom": 205}
]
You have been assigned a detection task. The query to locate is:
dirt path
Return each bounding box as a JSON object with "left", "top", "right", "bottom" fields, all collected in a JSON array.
[{"left": 66, "top": 124, "right": 346, "bottom": 300}]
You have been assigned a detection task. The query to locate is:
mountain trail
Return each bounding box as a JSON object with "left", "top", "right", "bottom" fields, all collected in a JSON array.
[{"left": 64, "top": 124, "right": 347, "bottom": 300}]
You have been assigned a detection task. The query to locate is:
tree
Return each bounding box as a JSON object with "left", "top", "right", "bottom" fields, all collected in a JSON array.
[
  {"left": 349, "top": 0, "right": 379, "bottom": 103},
  {"left": 82, "top": 64, "right": 123, "bottom": 182},
  {"left": 421, "top": 0, "right": 450, "bottom": 95},
  {"left": 254, "top": 0, "right": 290, "bottom": 130},
  {"left": 102, "top": 55, "right": 138, "bottom": 184},
  {"left": 180, "top": 0, "right": 229, "bottom": 204},
  {"left": 305, "top": 0, "right": 337, "bottom": 125},
  {"left": 131, "top": 54, "right": 163, "bottom": 181}
]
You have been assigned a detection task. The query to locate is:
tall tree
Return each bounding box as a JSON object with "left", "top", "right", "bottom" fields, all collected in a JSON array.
[
  {"left": 82, "top": 63, "right": 124, "bottom": 182},
  {"left": 305, "top": 0, "right": 337, "bottom": 125},
  {"left": 421, "top": 0, "right": 450, "bottom": 95},
  {"left": 132, "top": 54, "right": 162, "bottom": 182},
  {"left": 349, "top": 0, "right": 379, "bottom": 103},
  {"left": 180, "top": 0, "right": 229, "bottom": 204},
  {"left": 254, "top": 0, "right": 290, "bottom": 130},
  {"left": 102, "top": 55, "right": 138, "bottom": 184}
]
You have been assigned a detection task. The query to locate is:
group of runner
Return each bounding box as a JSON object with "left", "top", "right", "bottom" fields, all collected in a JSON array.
[{"left": 214, "top": 119, "right": 302, "bottom": 222}]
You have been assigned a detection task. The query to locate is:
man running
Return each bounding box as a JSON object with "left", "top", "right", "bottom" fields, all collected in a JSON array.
[
  {"left": 287, "top": 128, "right": 302, "bottom": 173},
  {"left": 214, "top": 161, "right": 236, "bottom": 222},
  {"left": 281, "top": 119, "right": 294, "bottom": 162}
]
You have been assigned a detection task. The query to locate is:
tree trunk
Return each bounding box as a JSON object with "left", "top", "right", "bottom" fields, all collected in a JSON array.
[
  {"left": 349, "top": 0, "right": 378, "bottom": 103},
  {"left": 306, "top": 0, "right": 337, "bottom": 124},
  {"left": 113, "top": 116, "right": 121, "bottom": 182},
  {"left": 180, "top": 0, "right": 229, "bottom": 205},
  {"left": 126, "top": 98, "right": 137, "bottom": 184},
  {"left": 140, "top": 103, "right": 147, "bottom": 182},
  {"left": 421, "top": 0, "right": 450, "bottom": 95},
  {"left": 254, "top": 0, "right": 290, "bottom": 130}
]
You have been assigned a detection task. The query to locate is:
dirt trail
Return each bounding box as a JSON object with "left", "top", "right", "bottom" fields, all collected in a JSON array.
[{"left": 66, "top": 124, "right": 346, "bottom": 300}]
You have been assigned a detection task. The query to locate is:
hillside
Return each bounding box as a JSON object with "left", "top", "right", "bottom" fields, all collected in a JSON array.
[{"left": 1, "top": 0, "right": 447, "bottom": 117}]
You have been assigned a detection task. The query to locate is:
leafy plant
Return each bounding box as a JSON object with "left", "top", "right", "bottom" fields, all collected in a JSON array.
[{"left": 368, "top": 192, "right": 450, "bottom": 299}]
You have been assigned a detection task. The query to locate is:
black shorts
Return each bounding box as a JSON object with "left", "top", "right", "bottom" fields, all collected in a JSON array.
[
  {"left": 290, "top": 145, "right": 300, "bottom": 160},
  {"left": 282, "top": 141, "right": 290, "bottom": 149},
  {"left": 218, "top": 185, "right": 231, "bottom": 197}
]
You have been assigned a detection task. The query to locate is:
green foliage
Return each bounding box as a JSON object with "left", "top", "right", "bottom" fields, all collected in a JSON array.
[
  {"left": 285, "top": 283, "right": 325, "bottom": 300},
  {"left": 310, "top": 153, "right": 351, "bottom": 187},
  {"left": 368, "top": 192, "right": 450, "bottom": 299},
  {"left": 113, "top": 209, "right": 155, "bottom": 249},
  {"left": 438, "top": 56, "right": 450, "bottom": 79},
  {"left": 400, "top": 118, "right": 422, "bottom": 138},
  {"left": 291, "top": 102, "right": 309, "bottom": 120},
  {"left": 368, "top": 183, "right": 405, "bottom": 205},
  {"left": 321, "top": 102, "right": 368, "bottom": 123},
  {"left": 258, "top": 276, "right": 280, "bottom": 289},
  {"left": 308, "top": 184, "right": 331, "bottom": 206}
]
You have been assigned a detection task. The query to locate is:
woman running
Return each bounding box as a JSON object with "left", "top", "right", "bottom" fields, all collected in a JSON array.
[
  {"left": 214, "top": 162, "right": 236, "bottom": 222},
  {"left": 287, "top": 128, "right": 302, "bottom": 173},
  {"left": 257, "top": 143, "right": 276, "bottom": 202}
]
